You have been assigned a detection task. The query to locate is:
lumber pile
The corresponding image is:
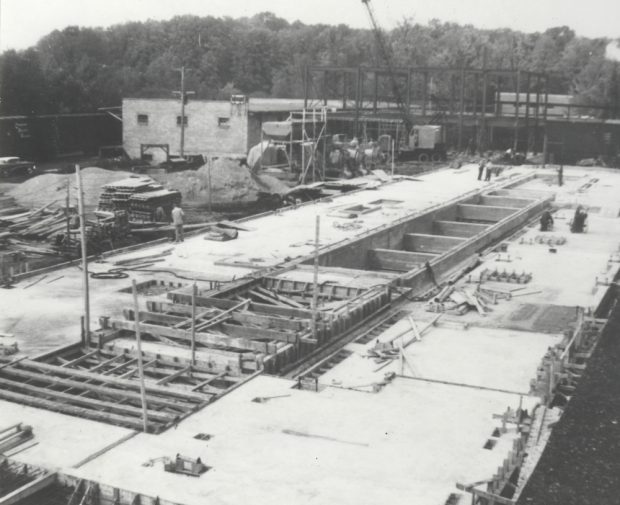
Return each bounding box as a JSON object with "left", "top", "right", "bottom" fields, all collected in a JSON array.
[
  {"left": 0, "top": 202, "right": 66, "bottom": 255},
  {"left": 98, "top": 177, "right": 181, "bottom": 223},
  {"left": 425, "top": 285, "right": 500, "bottom": 316}
]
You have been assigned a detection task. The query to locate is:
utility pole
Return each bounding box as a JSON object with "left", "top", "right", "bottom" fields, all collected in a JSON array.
[{"left": 173, "top": 67, "right": 195, "bottom": 158}]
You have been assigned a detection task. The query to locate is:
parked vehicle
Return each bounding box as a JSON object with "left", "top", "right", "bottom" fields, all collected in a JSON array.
[
  {"left": 159, "top": 155, "right": 205, "bottom": 172},
  {"left": 0, "top": 157, "right": 37, "bottom": 177}
]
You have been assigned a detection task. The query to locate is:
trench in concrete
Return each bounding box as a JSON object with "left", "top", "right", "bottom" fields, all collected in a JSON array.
[{"left": 305, "top": 188, "right": 552, "bottom": 293}]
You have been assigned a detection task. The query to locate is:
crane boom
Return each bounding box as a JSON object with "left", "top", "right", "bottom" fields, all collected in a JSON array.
[{"left": 361, "top": 0, "right": 413, "bottom": 132}]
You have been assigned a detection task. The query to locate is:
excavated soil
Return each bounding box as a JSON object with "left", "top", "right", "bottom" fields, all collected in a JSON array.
[{"left": 9, "top": 161, "right": 289, "bottom": 212}]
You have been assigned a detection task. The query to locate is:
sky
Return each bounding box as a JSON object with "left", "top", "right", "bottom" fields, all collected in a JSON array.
[{"left": 0, "top": 0, "right": 619, "bottom": 53}]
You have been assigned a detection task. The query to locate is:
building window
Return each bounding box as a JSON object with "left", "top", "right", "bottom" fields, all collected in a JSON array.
[
  {"left": 177, "top": 115, "right": 188, "bottom": 126},
  {"left": 218, "top": 117, "right": 230, "bottom": 128},
  {"left": 137, "top": 114, "right": 149, "bottom": 125},
  {"left": 141, "top": 153, "right": 153, "bottom": 162}
]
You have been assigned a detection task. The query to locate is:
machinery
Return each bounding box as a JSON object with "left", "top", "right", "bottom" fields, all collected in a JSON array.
[{"left": 361, "top": 0, "right": 446, "bottom": 161}]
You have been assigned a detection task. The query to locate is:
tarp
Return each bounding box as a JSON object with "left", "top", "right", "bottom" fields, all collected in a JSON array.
[
  {"left": 262, "top": 121, "right": 292, "bottom": 138},
  {"left": 247, "top": 141, "right": 281, "bottom": 171}
]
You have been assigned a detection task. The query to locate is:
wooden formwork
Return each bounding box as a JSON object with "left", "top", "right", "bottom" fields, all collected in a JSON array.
[{"left": 0, "top": 351, "right": 213, "bottom": 434}]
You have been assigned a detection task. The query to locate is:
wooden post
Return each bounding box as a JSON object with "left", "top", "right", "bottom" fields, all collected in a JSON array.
[
  {"left": 542, "top": 132, "right": 548, "bottom": 168},
  {"left": 131, "top": 279, "right": 149, "bottom": 433},
  {"left": 514, "top": 70, "right": 521, "bottom": 152},
  {"left": 391, "top": 138, "right": 395, "bottom": 176},
  {"left": 191, "top": 283, "right": 197, "bottom": 365},
  {"left": 311, "top": 216, "right": 320, "bottom": 340},
  {"left": 75, "top": 165, "right": 90, "bottom": 346},
  {"left": 303, "top": 65, "right": 309, "bottom": 109},
  {"left": 458, "top": 66, "right": 466, "bottom": 151},
  {"left": 179, "top": 66, "right": 186, "bottom": 157},
  {"left": 65, "top": 178, "right": 71, "bottom": 254},
  {"left": 207, "top": 157, "right": 212, "bottom": 213}
]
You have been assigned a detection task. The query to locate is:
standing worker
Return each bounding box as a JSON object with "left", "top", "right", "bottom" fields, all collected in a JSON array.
[
  {"left": 477, "top": 158, "right": 486, "bottom": 181},
  {"left": 484, "top": 159, "right": 493, "bottom": 182},
  {"left": 539, "top": 210, "right": 554, "bottom": 231},
  {"left": 171, "top": 203, "right": 185, "bottom": 243},
  {"left": 570, "top": 206, "right": 588, "bottom": 233},
  {"left": 558, "top": 165, "right": 564, "bottom": 186}
]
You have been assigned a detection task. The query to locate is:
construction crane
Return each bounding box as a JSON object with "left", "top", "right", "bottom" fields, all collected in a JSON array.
[
  {"left": 361, "top": 0, "right": 446, "bottom": 161},
  {"left": 361, "top": 0, "right": 412, "bottom": 132}
]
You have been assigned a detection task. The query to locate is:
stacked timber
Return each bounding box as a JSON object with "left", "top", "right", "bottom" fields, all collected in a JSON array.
[
  {"left": 98, "top": 177, "right": 181, "bottom": 223},
  {"left": 98, "top": 177, "right": 161, "bottom": 212},
  {"left": 128, "top": 189, "right": 182, "bottom": 222},
  {"left": 0, "top": 201, "right": 64, "bottom": 255}
]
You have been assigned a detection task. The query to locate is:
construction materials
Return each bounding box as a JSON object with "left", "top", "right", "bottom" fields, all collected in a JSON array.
[
  {"left": 0, "top": 423, "right": 34, "bottom": 454},
  {"left": 467, "top": 268, "right": 533, "bottom": 284},
  {"left": 164, "top": 455, "right": 208, "bottom": 477}
]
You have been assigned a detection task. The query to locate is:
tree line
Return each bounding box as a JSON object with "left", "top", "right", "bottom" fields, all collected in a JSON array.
[{"left": 0, "top": 12, "right": 618, "bottom": 116}]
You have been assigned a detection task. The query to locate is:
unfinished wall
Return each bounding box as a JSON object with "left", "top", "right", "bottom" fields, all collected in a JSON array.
[{"left": 122, "top": 98, "right": 248, "bottom": 162}]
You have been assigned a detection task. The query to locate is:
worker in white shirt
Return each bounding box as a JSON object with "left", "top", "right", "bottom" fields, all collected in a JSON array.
[{"left": 171, "top": 203, "right": 185, "bottom": 243}]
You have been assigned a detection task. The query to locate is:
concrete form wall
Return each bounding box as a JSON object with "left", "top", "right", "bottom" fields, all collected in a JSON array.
[
  {"left": 313, "top": 205, "right": 456, "bottom": 270},
  {"left": 123, "top": 98, "right": 249, "bottom": 163}
]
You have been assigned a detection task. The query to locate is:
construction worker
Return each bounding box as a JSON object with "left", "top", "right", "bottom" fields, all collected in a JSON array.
[
  {"left": 570, "top": 206, "right": 588, "bottom": 233},
  {"left": 477, "top": 158, "right": 486, "bottom": 181},
  {"left": 171, "top": 203, "right": 185, "bottom": 243},
  {"left": 484, "top": 160, "right": 493, "bottom": 181},
  {"left": 539, "top": 210, "right": 554, "bottom": 231}
]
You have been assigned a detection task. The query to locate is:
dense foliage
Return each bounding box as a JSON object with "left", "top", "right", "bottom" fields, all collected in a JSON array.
[{"left": 0, "top": 12, "right": 617, "bottom": 115}]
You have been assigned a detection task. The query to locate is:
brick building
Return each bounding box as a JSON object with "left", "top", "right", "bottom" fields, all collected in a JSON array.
[{"left": 122, "top": 97, "right": 312, "bottom": 163}]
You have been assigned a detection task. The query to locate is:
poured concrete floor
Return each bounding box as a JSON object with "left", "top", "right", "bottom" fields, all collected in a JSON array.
[{"left": 0, "top": 165, "right": 619, "bottom": 504}]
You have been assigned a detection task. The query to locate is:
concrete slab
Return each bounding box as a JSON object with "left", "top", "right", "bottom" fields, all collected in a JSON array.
[
  {"left": 0, "top": 400, "right": 131, "bottom": 469},
  {"left": 68, "top": 375, "right": 537, "bottom": 505}
]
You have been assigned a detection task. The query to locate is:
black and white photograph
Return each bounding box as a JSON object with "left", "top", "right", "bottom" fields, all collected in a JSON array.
[{"left": 0, "top": 1, "right": 619, "bottom": 504}]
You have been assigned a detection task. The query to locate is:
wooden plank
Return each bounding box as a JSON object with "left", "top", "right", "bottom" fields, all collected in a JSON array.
[
  {"left": 168, "top": 293, "right": 314, "bottom": 318},
  {"left": 102, "top": 358, "right": 138, "bottom": 376},
  {"left": 119, "top": 359, "right": 157, "bottom": 379},
  {"left": 255, "top": 287, "right": 305, "bottom": 308},
  {"left": 98, "top": 345, "right": 246, "bottom": 373},
  {"left": 455, "top": 484, "right": 515, "bottom": 505},
  {"left": 0, "top": 472, "right": 57, "bottom": 505},
  {"left": 0, "top": 367, "right": 196, "bottom": 411},
  {"left": 191, "top": 372, "right": 227, "bottom": 391},
  {"left": 155, "top": 365, "right": 191, "bottom": 385},
  {"left": 5, "top": 359, "right": 207, "bottom": 402},
  {"left": 220, "top": 323, "right": 298, "bottom": 343},
  {"left": 180, "top": 298, "right": 251, "bottom": 330},
  {"left": 0, "top": 388, "right": 158, "bottom": 432},
  {"left": 0, "top": 376, "right": 174, "bottom": 423},
  {"left": 110, "top": 319, "right": 269, "bottom": 354},
  {"left": 61, "top": 349, "right": 99, "bottom": 368},
  {"left": 87, "top": 353, "right": 126, "bottom": 372},
  {"left": 263, "top": 277, "right": 363, "bottom": 300},
  {"left": 231, "top": 312, "right": 307, "bottom": 331}
]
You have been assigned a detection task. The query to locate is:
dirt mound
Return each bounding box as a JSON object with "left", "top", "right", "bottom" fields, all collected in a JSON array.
[
  {"left": 10, "top": 161, "right": 291, "bottom": 213},
  {"left": 161, "top": 158, "right": 289, "bottom": 205},
  {"left": 10, "top": 167, "right": 136, "bottom": 210}
]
